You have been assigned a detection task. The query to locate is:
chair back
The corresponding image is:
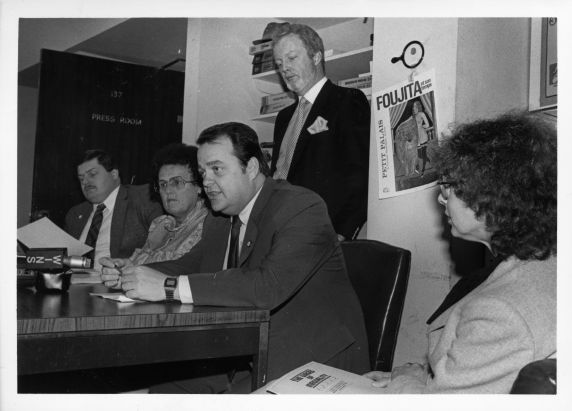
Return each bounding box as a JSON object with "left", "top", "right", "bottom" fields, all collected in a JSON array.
[
  {"left": 341, "top": 239, "right": 411, "bottom": 371},
  {"left": 510, "top": 358, "right": 556, "bottom": 394}
]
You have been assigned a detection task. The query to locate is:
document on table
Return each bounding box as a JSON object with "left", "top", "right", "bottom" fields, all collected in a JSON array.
[
  {"left": 17, "top": 217, "right": 92, "bottom": 257},
  {"left": 265, "top": 361, "right": 380, "bottom": 394},
  {"left": 90, "top": 292, "right": 141, "bottom": 303}
]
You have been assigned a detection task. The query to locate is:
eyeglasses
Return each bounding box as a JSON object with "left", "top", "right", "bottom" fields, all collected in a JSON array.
[
  {"left": 156, "top": 176, "right": 195, "bottom": 192},
  {"left": 437, "top": 180, "right": 458, "bottom": 201}
]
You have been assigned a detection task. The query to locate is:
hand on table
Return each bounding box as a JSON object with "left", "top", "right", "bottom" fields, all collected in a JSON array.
[
  {"left": 100, "top": 257, "right": 132, "bottom": 289},
  {"left": 116, "top": 265, "right": 168, "bottom": 301}
]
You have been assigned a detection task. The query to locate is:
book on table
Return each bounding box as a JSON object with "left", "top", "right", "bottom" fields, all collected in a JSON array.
[{"left": 264, "top": 361, "right": 379, "bottom": 394}]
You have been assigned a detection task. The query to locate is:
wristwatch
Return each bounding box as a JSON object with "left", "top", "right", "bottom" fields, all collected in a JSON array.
[{"left": 164, "top": 277, "right": 178, "bottom": 302}]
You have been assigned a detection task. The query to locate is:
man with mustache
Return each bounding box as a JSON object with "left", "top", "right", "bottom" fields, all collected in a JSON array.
[{"left": 65, "top": 149, "right": 162, "bottom": 269}]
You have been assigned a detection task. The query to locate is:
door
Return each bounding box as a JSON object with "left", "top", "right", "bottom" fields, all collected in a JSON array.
[{"left": 31, "top": 49, "right": 184, "bottom": 227}]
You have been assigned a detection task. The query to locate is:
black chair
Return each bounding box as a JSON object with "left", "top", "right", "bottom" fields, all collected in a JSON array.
[
  {"left": 341, "top": 239, "right": 411, "bottom": 372},
  {"left": 510, "top": 358, "right": 556, "bottom": 394}
]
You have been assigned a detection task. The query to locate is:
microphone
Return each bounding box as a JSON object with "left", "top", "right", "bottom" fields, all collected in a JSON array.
[{"left": 17, "top": 248, "right": 92, "bottom": 271}]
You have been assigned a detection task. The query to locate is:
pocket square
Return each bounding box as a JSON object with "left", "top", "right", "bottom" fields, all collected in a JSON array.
[{"left": 307, "top": 116, "right": 329, "bottom": 134}]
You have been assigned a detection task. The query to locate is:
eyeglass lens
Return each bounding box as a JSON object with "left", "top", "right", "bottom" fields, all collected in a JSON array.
[{"left": 158, "top": 176, "right": 191, "bottom": 191}]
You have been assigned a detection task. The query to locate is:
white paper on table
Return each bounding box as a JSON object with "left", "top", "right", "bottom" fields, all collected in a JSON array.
[
  {"left": 90, "top": 292, "right": 141, "bottom": 303},
  {"left": 17, "top": 217, "right": 92, "bottom": 257}
]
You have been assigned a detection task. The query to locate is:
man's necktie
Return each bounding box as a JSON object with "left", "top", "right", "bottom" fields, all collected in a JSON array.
[
  {"left": 273, "top": 97, "right": 311, "bottom": 179},
  {"left": 226, "top": 216, "right": 242, "bottom": 269},
  {"left": 85, "top": 203, "right": 105, "bottom": 265}
]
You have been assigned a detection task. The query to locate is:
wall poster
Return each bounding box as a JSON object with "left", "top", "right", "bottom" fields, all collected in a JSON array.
[
  {"left": 529, "top": 17, "right": 557, "bottom": 111},
  {"left": 373, "top": 69, "right": 439, "bottom": 199}
]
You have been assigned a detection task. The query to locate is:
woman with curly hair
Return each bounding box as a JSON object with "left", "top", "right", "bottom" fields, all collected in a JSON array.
[{"left": 364, "top": 111, "right": 556, "bottom": 393}]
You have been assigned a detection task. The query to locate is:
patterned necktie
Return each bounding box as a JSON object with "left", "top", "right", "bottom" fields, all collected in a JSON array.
[
  {"left": 226, "top": 216, "right": 242, "bottom": 269},
  {"left": 85, "top": 203, "right": 105, "bottom": 265},
  {"left": 273, "top": 97, "right": 311, "bottom": 179}
]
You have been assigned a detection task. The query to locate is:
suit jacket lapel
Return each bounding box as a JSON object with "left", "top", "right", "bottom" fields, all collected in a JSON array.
[
  {"left": 238, "top": 179, "right": 275, "bottom": 266},
  {"left": 427, "top": 257, "right": 514, "bottom": 332},
  {"left": 70, "top": 202, "right": 93, "bottom": 238},
  {"left": 288, "top": 80, "right": 334, "bottom": 176},
  {"left": 200, "top": 214, "right": 230, "bottom": 271},
  {"left": 109, "top": 185, "right": 127, "bottom": 257}
]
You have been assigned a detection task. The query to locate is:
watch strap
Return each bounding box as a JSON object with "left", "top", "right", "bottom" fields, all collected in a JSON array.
[{"left": 164, "top": 277, "right": 178, "bottom": 302}]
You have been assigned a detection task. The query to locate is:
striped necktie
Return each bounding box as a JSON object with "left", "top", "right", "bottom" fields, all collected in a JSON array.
[
  {"left": 273, "top": 97, "right": 311, "bottom": 179},
  {"left": 85, "top": 203, "right": 105, "bottom": 265}
]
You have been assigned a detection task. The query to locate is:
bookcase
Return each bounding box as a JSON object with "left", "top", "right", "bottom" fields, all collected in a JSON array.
[{"left": 250, "top": 18, "right": 374, "bottom": 125}]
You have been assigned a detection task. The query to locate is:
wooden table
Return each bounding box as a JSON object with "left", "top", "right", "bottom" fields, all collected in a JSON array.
[{"left": 17, "top": 283, "right": 269, "bottom": 392}]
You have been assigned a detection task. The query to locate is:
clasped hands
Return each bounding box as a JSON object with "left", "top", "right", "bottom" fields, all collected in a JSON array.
[
  {"left": 363, "top": 362, "right": 427, "bottom": 390},
  {"left": 99, "top": 257, "right": 169, "bottom": 301}
]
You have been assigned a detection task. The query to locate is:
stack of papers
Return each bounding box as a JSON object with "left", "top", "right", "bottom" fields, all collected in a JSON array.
[{"left": 17, "top": 217, "right": 92, "bottom": 256}]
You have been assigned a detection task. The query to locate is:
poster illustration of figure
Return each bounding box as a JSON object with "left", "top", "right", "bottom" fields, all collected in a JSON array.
[{"left": 374, "top": 70, "right": 438, "bottom": 198}]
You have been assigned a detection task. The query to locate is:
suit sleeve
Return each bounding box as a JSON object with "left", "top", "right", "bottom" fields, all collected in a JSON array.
[
  {"left": 394, "top": 297, "right": 535, "bottom": 393},
  {"left": 186, "top": 192, "right": 337, "bottom": 310},
  {"left": 64, "top": 210, "right": 74, "bottom": 236},
  {"left": 334, "top": 88, "right": 370, "bottom": 239}
]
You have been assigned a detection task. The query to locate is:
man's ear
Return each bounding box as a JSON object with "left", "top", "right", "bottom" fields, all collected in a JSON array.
[
  {"left": 111, "top": 169, "right": 120, "bottom": 180},
  {"left": 246, "top": 157, "right": 260, "bottom": 180},
  {"left": 313, "top": 51, "right": 323, "bottom": 67}
]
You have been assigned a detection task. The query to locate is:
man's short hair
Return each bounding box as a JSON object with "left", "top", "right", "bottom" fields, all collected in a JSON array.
[
  {"left": 197, "top": 122, "right": 271, "bottom": 177},
  {"left": 272, "top": 23, "right": 326, "bottom": 72},
  {"left": 79, "top": 149, "right": 118, "bottom": 172}
]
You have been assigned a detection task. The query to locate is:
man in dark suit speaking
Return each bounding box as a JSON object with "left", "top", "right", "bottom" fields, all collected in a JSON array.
[
  {"left": 65, "top": 149, "right": 162, "bottom": 268},
  {"left": 101, "top": 122, "right": 368, "bottom": 393},
  {"left": 271, "top": 23, "right": 370, "bottom": 241}
]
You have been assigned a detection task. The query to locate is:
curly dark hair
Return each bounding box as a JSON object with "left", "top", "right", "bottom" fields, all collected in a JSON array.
[
  {"left": 152, "top": 143, "right": 201, "bottom": 189},
  {"left": 435, "top": 111, "right": 556, "bottom": 260}
]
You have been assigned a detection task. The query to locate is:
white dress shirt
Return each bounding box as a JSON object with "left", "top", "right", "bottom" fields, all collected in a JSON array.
[
  {"left": 302, "top": 76, "right": 327, "bottom": 105},
  {"left": 177, "top": 185, "right": 263, "bottom": 303},
  {"left": 79, "top": 185, "right": 120, "bottom": 269}
]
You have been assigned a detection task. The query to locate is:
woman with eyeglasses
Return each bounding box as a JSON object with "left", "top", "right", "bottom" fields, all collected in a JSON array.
[
  {"left": 128, "top": 143, "right": 208, "bottom": 265},
  {"left": 364, "top": 111, "right": 556, "bottom": 393}
]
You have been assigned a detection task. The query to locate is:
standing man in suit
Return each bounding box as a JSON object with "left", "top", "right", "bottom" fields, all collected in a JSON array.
[
  {"left": 65, "top": 149, "right": 163, "bottom": 269},
  {"left": 271, "top": 23, "right": 370, "bottom": 241},
  {"left": 101, "top": 122, "right": 369, "bottom": 393}
]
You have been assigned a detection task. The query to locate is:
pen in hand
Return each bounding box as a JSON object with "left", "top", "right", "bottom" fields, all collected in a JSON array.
[{"left": 113, "top": 262, "right": 122, "bottom": 288}]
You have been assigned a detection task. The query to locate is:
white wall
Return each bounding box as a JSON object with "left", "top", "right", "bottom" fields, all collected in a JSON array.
[
  {"left": 183, "top": 18, "right": 276, "bottom": 145},
  {"left": 456, "top": 18, "right": 530, "bottom": 119},
  {"left": 368, "top": 18, "right": 460, "bottom": 364},
  {"left": 368, "top": 18, "right": 532, "bottom": 366}
]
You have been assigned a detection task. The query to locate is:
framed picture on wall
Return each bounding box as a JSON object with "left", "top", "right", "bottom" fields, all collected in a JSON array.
[{"left": 529, "top": 17, "right": 557, "bottom": 111}]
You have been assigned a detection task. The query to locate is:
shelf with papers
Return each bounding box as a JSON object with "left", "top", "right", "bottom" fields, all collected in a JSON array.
[{"left": 252, "top": 46, "right": 373, "bottom": 123}]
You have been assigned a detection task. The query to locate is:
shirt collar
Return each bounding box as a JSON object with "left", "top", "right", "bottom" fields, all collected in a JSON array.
[
  {"left": 238, "top": 184, "right": 264, "bottom": 227},
  {"left": 302, "top": 76, "right": 327, "bottom": 104},
  {"left": 95, "top": 184, "right": 120, "bottom": 213}
]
